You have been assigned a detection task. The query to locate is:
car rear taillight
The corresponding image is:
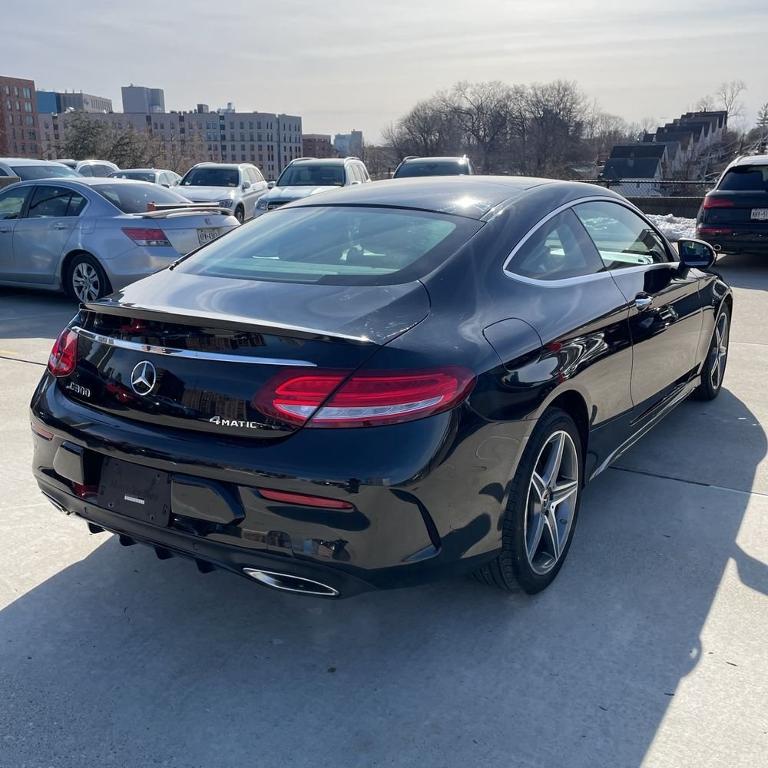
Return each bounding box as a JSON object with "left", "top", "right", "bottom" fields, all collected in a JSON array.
[
  {"left": 255, "top": 367, "right": 476, "bottom": 428},
  {"left": 47, "top": 328, "right": 78, "bottom": 377},
  {"left": 697, "top": 225, "right": 733, "bottom": 236},
  {"left": 257, "top": 488, "right": 354, "bottom": 509},
  {"left": 702, "top": 196, "right": 734, "bottom": 209},
  {"left": 122, "top": 227, "right": 171, "bottom": 247}
]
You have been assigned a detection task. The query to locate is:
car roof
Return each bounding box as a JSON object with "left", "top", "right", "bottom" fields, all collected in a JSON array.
[
  {"left": 11, "top": 177, "right": 158, "bottom": 188},
  {"left": 402, "top": 156, "right": 469, "bottom": 163},
  {"left": 290, "top": 157, "right": 351, "bottom": 166},
  {"left": 288, "top": 175, "right": 562, "bottom": 219},
  {"left": 0, "top": 157, "right": 71, "bottom": 166},
  {"left": 731, "top": 154, "right": 768, "bottom": 167},
  {"left": 191, "top": 162, "right": 250, "bottom": 169},
  {"left": 113, "top": 168, "right": 161, "bottom": 173}
]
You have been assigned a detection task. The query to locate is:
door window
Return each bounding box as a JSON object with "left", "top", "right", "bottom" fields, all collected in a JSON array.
[
  {"left": 506, "top": 209, "right": 604, "bottom": 281},
  {"left": 574, "top": 201, "right": 670, "bottom": 270},
  {"left": 27, "top": 186, "right": 87, "bottom": 218},
  {"left": 0, "top": 187, "right": 30, "bottom": 219}
]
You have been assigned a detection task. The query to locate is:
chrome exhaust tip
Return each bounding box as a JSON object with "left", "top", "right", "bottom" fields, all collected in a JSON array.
[
  {"left": 42, "top": 492, "right": 67, "bottom": 513},
  {"left": 243, "top": 568, "right": 339, "bottom": 597},
  {"left": 713, "top": 243, "right": 722, "bottom": 252}
]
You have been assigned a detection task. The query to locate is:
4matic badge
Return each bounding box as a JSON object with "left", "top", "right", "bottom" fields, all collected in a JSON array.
[{"left": 209, "top": 416, "right": 261, "bottom": 429}]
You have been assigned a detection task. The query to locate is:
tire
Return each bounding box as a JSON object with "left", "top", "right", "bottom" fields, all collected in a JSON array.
[
  {"left": 692, "top": 303, "right": 731, "bottom": 401},
  {"left": 234, "top": 205, "right": 245, "bottom": 223},
  {"left": 65, "top": 253, "right": 112, "bottom": 302},
  {"left": 474, "top": 408, "right": 583, "bottom": 594}
]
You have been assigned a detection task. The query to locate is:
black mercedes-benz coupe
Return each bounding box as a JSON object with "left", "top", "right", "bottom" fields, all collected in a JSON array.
[{"left": 31, "top": 177, "right": 732, "bottom": 597}]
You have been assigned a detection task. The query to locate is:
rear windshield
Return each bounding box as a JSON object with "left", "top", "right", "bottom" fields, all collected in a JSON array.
[
  {"left": 277, "top": 164, "right": 345, "bottom": 187},
  {"left": 111, "top": 171, "right": 155, "bottom": 182},
  {"left": 719, "top": 166, "right": 768, "bottom": 192},
  {"left": 180, "top": 168, "right": 239, "bottom": 187},
  {"left": 11, "top": 164, "right": 80, "bottom": 180},
  {"left": 394, "top": 161, "right": 470, "bottom": 178},
  {"left": 176, "top": 206, "right": 482, "bottom": 285},
  {"left": 93, "top": 183, "right": 190, "bottom": 213}
]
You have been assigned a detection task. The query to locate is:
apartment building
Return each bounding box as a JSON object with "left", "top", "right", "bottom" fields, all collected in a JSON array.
[
  {"left": 302, "top": 133, "right": 336, "bottom": 158},
  {"left": 0, "top": 75, "right": 40, "bottom": 157},
  {"left": 39, "top": 109, "right": 303, "bottom": 178}
]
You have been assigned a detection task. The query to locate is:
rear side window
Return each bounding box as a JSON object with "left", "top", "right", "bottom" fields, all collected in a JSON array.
[
  {"left": 93, "top": 183, "right": 190, "bottom": 213},
  {"left": 507, "top": 209, "right": 604, "bottom": 280},
  {"left": 27, "top": 186, "right": 87, "bottom": 218},
  {"left": 574, "top": 201, "right": 670, "bottom": 269},
  {"left": 718, "top": 166, "right": 768, "bottom": 192},
  {"left": 176, "top": 206, "right": 483, "bottom": 285},
  {"left": 394, "top": 161, "right": 469, "bottom": 178}
]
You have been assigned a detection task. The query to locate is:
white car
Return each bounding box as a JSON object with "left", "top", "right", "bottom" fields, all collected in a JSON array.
[
  {"left": 254, "top": 157, "right": 371, "bottom": 217},
  {"left": 110, "top": 168, "right": 182, "bottom": 187},
  {"left": 178, "top": 162, "right": 268, "bottom": 223},
  {"left": 0, "top": 157, "right": 81, "bottom": 182}
]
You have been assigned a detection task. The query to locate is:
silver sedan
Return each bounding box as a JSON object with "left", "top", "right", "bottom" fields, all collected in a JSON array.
[{"left": 0, "top": 178, "right": 239, "bottom": 301}]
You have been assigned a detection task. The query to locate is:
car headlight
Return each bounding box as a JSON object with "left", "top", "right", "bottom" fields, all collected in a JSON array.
[
  {"left": 218, "top": 199, "right": 234, "bottom": 208},
  {"left": 256, "top": 198, "right": 268, "bottom": 209}
]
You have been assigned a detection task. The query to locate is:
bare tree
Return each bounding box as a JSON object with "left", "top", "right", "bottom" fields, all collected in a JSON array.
[{"left": 715, "top": 79, "right": 747, "bottom": 121}]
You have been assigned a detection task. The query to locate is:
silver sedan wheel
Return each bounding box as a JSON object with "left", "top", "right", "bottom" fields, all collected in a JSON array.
[
  {"left": 710, "top": 312, "right": 729, "bottom": 390},
  {"left": 71, "top": 261, "right": 101, "bottom": 302},
  {"left": 523, "top": 430, "right": 580, "bottom": 575}
]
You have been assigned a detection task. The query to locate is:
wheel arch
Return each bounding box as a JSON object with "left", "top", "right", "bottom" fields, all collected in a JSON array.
[
  {"left": 545, "top": 389, "right": 590, "bottom": 464},
  {"left": 60, "top": 248, "right": 98, "bottom": 284}
]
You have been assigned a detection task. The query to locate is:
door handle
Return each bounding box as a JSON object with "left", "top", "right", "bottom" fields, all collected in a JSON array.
[
  {"left": 52, "top": 222, "right": 71, "bottom": 230},
  {"left": 634, "top": 294, "right": 654, "bottom": 311},
  {"left": 0, "top": 226, "right": 10, "bottom": 234}
]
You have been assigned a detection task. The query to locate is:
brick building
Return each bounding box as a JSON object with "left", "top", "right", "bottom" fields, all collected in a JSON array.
[
  {"left": 0, "top": 76, "right": 40, "bottom": 157},
  {"left": 302, "top": 133, "right": 336, "bottom": 158}
]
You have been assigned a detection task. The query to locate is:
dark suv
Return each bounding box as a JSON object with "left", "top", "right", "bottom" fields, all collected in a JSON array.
[
  {"left": 696, "top": 155, "right": 768, "bottom": 256},
  {"left": 393, "top": 156, "right": 474, "bottom": 179}
]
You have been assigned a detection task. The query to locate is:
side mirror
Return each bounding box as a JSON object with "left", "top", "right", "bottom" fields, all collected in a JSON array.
[
  {"left": 677, "top": 238, "right": 716, "bottom": 270},
  {"left": 242, "top": 181, "right": 251, "bottom": 191},
  {"left": 267, "top": 181, "right": 276, "bottom": 189}
]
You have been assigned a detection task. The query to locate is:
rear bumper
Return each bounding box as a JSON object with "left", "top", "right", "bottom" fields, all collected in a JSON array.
[
  {"left": 30, "top": 375, "right": 518, "bottom": 596},
  {"left": 697, "top": 230, "right": 768, "bottom": 256}
]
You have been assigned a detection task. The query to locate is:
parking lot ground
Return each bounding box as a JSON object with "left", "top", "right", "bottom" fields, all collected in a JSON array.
[{"left": 0, "top": 258, "right": 766, "bottom": 768}]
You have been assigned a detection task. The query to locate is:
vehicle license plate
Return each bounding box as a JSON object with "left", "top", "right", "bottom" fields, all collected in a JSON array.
[
  {"left": 198, "top": 228, "right": 220, "bottom": 245},
  {"left": 750, "top": 208, "right": 768, "bottom": 221},
  {"left": 97, "top": 458, "right": 171, "bottom": 526}
]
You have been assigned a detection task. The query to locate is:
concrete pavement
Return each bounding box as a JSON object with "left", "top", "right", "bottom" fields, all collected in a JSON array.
[{"left": 0, "top": 258, "right": 766, "bottom": 768}]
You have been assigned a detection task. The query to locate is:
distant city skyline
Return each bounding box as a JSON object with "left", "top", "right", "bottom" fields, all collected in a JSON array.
[{"left": 4, "top": 0, "right": 767, "bottom": 141}]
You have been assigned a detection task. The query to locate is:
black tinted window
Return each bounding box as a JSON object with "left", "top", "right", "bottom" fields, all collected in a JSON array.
[
  {"left": 180, "top": 167, "right": 239, "bottom": 187},
  {"left": 719, "top": 166, "right": 768, "bottom": 192},
  {"left": 93, "top": 183, "right": 190, "bottom": 213},
  {"left": 112, "top": 171, "right": 155, "bottom": 182},
  {"left": 394, "top": 161, "right": 470, "bottom": 178},
  {"left": 574, "top": 201, "right": 670, "bottom": 269},
  {"left": 11, "top": 164, "right": 79, "bottom": 180},
  {"left": 27, "top": 186, "right": 87, "bottom": 218},
  {"left": 508, "top": 209, "right": 604, "bottom": 280},
  {"left": 277, "top": 164, "right": 345, "bottom": 186},
  {"left": 177, "top": 206, "right": 482, "bottom": 285}
]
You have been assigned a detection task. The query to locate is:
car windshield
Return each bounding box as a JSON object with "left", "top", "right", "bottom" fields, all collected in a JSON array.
[
  {"left": 11, "top": 164, "right": 80, "bottom": 180},
  {"left": 394, "top": 161, "right": 470, "bottom": 178},
  {"left": 180, "top": 168, "right": 239, "bottom": 187},
  {"left": 276, "top": 164, "right": 345, "bottom": 187},
  {"left": 93, "top": 183, "right": 191, "bottom": 213},
  {"left": 111, "top": 171, "right": 155, "bottom": 182},
  {"left": 176, "top": 206, "right": 482, "bottom": 285},
  {"left": 719, "top": 166, "right": 768, "bottom": 192}
]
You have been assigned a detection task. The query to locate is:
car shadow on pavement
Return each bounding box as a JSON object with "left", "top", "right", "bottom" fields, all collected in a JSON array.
[{"left": 0, "top": 387, "right": 765, "bottom": 768}]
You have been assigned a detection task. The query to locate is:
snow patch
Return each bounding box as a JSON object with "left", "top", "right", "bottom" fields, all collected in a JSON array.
[{"left": 647, "top": 214, "right": 696, "bottom": 242}]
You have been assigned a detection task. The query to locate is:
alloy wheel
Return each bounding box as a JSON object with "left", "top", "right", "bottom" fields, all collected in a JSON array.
[
  {"left": 710, "top": 312, "right": 729, "bottom": 390},
  {"left": 71, "top": 262, "right": 101, "bottom": 302},
  {"left": 523, "top": 430, "right": 580, "bottom": 575}
]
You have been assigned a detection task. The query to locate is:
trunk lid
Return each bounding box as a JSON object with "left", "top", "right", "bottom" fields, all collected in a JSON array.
[{"left": 62, "top": 270, "right": 429, "bottom": 439}]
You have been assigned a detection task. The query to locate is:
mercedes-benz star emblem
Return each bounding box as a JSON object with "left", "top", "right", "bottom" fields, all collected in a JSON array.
[{"left": 130, "top": 361, "right": 157, "bottom": 396}]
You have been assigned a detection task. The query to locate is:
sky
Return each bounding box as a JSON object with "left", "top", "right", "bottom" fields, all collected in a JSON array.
[{"left": 4, "top": 0, "right": 767, "bottom": 141}]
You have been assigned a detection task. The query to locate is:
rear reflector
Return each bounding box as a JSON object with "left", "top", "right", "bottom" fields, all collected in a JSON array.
[
  {"left": 702, "top": 196, "right": 735, "bottom": 209},
  {"left": 31, "top": 421, "right": 54, "bottom": 440},
  {"left": 122, "top": 227, "right": 171, "bottom": 247},
  {"left": 257, "top": 488, "right": 354, "bottom": 509},
  {"left": 47, "top": 328, "right": 78, "bottom": 377},
  {"left": 255, "top": 367, "right": 476, "bottom": 428},
  {"left": 697, "top": 226, "right": 733, "bottom": 236}
]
